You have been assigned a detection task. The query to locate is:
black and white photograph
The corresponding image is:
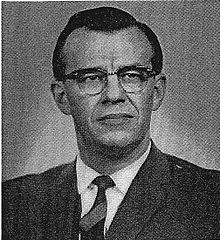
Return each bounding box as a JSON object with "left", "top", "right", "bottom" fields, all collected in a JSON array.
[{"left": 2, "top": 1, "right": 220, "bottom": 239}]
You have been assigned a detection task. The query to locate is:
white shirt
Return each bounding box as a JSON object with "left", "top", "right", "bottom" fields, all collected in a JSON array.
[{"left": 76, "top": 141, "right": 151, "bottom": 234}]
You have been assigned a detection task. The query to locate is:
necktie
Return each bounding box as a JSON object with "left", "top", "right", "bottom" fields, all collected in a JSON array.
[{"left": 80, "top": 175, "right": 115, "bottom": 240}]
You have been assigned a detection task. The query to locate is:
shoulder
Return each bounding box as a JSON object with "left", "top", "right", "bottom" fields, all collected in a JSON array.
[
  {"left": 166, "top": 154, "right": 220, "bottom": 187},
  {"left": 2, "top": 162, "right": 77, "bottom": 238},
  {"left": 164, "top": 153, "right": 220, "bottom": 201},
  {"left": 163, "top": 154, "right": 220, "bottom": 234},
  {"left": 2, "top": 162, "right": 74, "bottom": 204}
]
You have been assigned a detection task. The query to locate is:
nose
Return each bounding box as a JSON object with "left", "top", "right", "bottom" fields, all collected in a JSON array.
[{"left": 101, "top": 74, "right": 126, "bottom": 104}]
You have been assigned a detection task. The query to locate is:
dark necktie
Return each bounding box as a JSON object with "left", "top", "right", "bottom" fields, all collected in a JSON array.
[{"left": 80, "top": 175, "right": 115, "bottom": 240}]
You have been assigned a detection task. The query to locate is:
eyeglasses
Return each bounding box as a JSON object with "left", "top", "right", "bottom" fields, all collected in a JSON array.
[{"left": 62, "top": 65, "right": 156, "bottom": 95}]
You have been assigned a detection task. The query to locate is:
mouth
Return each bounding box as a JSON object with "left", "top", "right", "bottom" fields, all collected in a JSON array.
[{"left": 97, "top": 113, "right": 134, "bottom": 125}]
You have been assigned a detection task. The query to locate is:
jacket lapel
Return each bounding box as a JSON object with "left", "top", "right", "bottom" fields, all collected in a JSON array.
[
  {"left": 105, "top": 142, "right": 170, "bottom": 240},
  {"left": 42, "top": 161, "right": 81, "bottom": 240}
]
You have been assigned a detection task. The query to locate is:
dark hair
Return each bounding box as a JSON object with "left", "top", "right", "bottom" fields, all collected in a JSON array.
[{"left": 52, "top": 7, "right": 163, "bottom": 80}]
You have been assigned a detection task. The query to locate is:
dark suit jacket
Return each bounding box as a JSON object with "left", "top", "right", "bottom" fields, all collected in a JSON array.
[{"left": 3, "top": 142, "right": 220, "bottom": 240}]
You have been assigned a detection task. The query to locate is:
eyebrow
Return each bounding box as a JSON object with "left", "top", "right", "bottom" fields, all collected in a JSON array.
[
  {"left": 116, "top": 63, "right": 150, "bottom": 71},
  {"left": 64, "top": 68, "right": 101, "bottom": 79},
  {"left": 116, "top": 64, "right": 152, "bottom": 73}
]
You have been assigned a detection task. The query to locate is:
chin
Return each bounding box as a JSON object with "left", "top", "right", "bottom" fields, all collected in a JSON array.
[{"left": 95, "top": 130, "right": 142, "bottom": 148}]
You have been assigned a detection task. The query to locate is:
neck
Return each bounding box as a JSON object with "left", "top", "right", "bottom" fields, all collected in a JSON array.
[{"left": 77, "top": 134, "right": 150, "bottom": 175}]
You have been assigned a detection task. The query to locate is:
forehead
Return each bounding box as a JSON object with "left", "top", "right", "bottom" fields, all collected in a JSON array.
[{"left": 63, "top": 27, "right": 153, "bottom": 73}]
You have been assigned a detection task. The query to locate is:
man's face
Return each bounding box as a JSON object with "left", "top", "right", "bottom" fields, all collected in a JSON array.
[{"left": 61, "top": 27, "right": 161, "bottom": 148}]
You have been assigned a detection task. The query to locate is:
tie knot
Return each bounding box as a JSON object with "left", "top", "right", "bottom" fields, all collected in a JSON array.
[{"left": 92, "top": 175, "right": 115, "bottom": 190}]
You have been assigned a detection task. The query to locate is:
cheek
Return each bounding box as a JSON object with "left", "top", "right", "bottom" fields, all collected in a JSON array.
[
  {"left": 131, "top": 90, "right": 154, "bottom": 130},
  {"left": 66, "top": 90, "right": 99, "bottom": 125},
  {"left": 70, "top": 98, "right": 89, "bottom": 121}
]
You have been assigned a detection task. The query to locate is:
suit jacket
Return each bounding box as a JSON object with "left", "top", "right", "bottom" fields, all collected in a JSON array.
[{"left": 2, "top": 142, "right": 220, "bottom": 240}]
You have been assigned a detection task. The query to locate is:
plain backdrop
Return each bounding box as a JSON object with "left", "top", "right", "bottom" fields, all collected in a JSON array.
[{"left": 2, "top": 1, "right": 220, "bottom": 181}]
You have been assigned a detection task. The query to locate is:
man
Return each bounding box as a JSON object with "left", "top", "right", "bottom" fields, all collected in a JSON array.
[{"left": 3, "top": 7, "right": 220, "bottom": 240}]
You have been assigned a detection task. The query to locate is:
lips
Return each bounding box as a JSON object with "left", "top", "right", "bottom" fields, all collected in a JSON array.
[{"left": 97, "top": 113, "right": 134, "bottom": 121}]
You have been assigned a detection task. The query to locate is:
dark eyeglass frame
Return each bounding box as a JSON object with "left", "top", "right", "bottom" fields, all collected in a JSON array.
[{"left": 61, "top": 65, "right": 156, "bottom": 95}]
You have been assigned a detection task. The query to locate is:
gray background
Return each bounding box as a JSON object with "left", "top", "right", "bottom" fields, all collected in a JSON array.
[{"left": 2, "top": 1, "right": 220, "bottom": 181}]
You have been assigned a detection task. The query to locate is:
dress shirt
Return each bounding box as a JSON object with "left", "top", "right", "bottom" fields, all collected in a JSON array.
[{"left": 76, "top": 141, "right": 151, "bottom": 235}]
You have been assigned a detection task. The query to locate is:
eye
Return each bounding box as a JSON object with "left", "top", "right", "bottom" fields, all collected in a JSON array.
[
  {"left": 80, "top": 73, "right": 103, "bottom": 82},
  {"left": 121, "top": 71, "right": 142, "bottom": 82},
  {"left": 126, "top": 72, "right": 140, "bottom": 78}
]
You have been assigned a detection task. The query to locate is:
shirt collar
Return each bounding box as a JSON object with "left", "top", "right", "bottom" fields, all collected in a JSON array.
[
  {"left": 111, "top": 141, "right": 151, "bottom": 194},
  {"left": 76, "top": 157, "right": 100, "bottom": 195},
  {"left": 76, "top": 141, "right": 151, "bottom": 195}
]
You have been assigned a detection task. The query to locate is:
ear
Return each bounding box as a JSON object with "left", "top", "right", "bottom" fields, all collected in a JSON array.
[
  {"left": 51, "top": 81, "right": 71, "bottom": 115},
  {"left": 152, "top": 73, "right": 166, "bottom": 111}
]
